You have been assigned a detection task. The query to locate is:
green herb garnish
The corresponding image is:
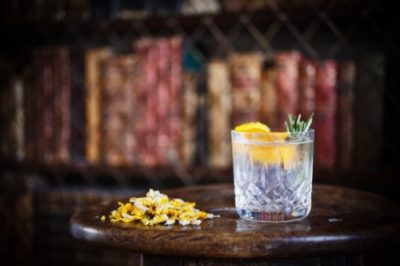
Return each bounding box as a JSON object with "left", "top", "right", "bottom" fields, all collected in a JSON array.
[{"left": 284, "top": 113, "right": 314, "bottom": 133}]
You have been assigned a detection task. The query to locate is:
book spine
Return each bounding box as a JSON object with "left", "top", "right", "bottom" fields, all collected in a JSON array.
[
  {"left": 315, "top": 60, "right": 337, "bottom": 170},
  {"left": 260, "top": 65, "right": 278, "bottom": 129},
  {"left": 52, "top": 47, "right": 71, "bottom": 163},
  {"left": 101, "top": 55, "right": 136, "bottom": 166},
  {"left": 69, "top": 47, "right": 85, "bottom": 161},
  {"left": 0, "top": 78, "right": 24, "bottom": 160},
  {"left": 33, "top": 49, "right": 55, "bottom": 163},
  {"left": 43, "top": 50, "right": 55, "bottom": 164},
  {"left": 208, "top": 59, "right": 232, "bottom": 168},
  {"left": 14, "top": 79, "right": 25, "bottom": 161},
  {"left": 85, "top": 48, "right": 111, "bottom": 164},
  {"left": 354, "top": 54, "right": 384, "bottom": 169},
  {"left": 33, "top": 50, "right": 44, "bottom": 162},
  {"left": 23, "top": 68, "right": 36, "bottom": 162},
  {"left": 155, "top": 38, "right": 171, "bottom": 165},
  {"left": 275, "top": 51, "right": 301, "bottom": 130},
  {"left": 195, "top": 75, "right": 208, "bottom": 165},
  {"left": 229, "top": 52, "right": 262, "bottom": 126},
  {"left": 0, "top": 84, "right": 5, "bottom": 158},
  {"left": 133, "top": 39, "right": 147, "bottom": 166},
  {"left": 299, "top": 58, "right": 316, "bottom": 119},
  {"left": 134, "top": 38, "right": 158, "bottom": 167},
  {"left": 181, "top": 72, "right": 199, "bottom": 165},
  {"left": 168, "top": 36, "right": 183, "bottom": 164},
  {"left": 337, "top": 61, "right": 356, "bottom": 170}
]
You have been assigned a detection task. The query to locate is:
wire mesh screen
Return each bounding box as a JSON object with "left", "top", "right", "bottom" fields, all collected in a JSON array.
[
  {"left": 0, "top": 1, "right": 399, "bottom": 266},
  {"left": 1, "top": 1, "right": 399, "bottom": 183},
  {"left": 0, "top": 1, "right": 399, "bottom": 184}
]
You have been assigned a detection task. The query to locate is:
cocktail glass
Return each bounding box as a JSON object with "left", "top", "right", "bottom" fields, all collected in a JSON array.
[{"left": 231, "top": 130, "right": 314, "bottom": 222}]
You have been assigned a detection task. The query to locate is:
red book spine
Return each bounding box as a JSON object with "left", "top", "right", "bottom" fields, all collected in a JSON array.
[
  {"left": 155, "top": 38, "right": 170, "bottom": 165},
  {"left": 315, "top": 60, "right": 337, "bottom": 170},
  {"left": 133, "top": 40, "right": 147, "bottom": 166},
  {"left": 33, "top": 47, "right": 73, "bottom": 164},
  {"left": 299, "top": 58, "right": 316, "bottom": 119},
  {"left": 134, "top": 38, "right": 158, "bottom": 167},
  {"left": 147, "top": 40, "right": 161, "bottom": 166},
  {"left": 33, "top": 49, "right": 55, "bottom": 163},
  {"left": 168, "top": 36, "right": 182, "bottom": 164},
  {"left": 275, "top": 51, "right": 301, "bottom": 130}
]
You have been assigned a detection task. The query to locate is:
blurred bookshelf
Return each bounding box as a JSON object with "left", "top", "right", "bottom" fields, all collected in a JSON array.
[
  {"left": 1, "top": 0, "right": 398, "bottom": 183},
  {"left": 0, "top": 0, "right": 399, "bottom": 265}
]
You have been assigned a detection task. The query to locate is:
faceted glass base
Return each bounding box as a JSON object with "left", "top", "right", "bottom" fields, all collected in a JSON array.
[{"left": 236, "top": 206, "right": 311, "bottom": 223}]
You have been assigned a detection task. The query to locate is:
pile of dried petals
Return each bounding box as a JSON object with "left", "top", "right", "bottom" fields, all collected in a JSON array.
[{"left": 100, "top": 189, "right": 218, "bottom": 226}]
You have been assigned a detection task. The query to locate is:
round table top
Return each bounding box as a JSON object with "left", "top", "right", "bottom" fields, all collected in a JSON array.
[{"left": 70, "top": 184, "right": 400, "bottom": 259}]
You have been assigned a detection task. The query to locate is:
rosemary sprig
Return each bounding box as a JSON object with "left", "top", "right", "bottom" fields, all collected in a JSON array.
[{"left": 284, "top": 113, "right": 314, "bottom": 133}]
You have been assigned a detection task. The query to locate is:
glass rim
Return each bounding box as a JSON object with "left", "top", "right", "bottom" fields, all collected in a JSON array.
[
  {"left": 231, "top": 129, "right": 314, "bottom": 145},
  {"left": 231, "top": 129, "right": 314, "bottom": 135}
]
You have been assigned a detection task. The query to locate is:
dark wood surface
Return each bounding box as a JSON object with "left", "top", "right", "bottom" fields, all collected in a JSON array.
[{"left": 70, "top": 184, "right": 400, "bottom": 259}]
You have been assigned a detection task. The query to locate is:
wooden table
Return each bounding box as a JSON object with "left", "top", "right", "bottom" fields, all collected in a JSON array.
[{"left": 70, "top": 184, "right": 400, "bottom": 265}]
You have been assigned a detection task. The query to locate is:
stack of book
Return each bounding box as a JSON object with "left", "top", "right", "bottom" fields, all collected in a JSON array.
[
  {"left": 205, "top": 51, "right": 380, "bottom": 171},
  {"left": 87, "top": 37, "right": 183, "bottom": 167},
  {"left": 1, "top": 40, "right": 384, "bottom": 172}
]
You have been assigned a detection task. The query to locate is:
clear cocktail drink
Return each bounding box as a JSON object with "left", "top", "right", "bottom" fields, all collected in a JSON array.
[{"left": 232, "top": 130, "right": 314, "bottom": 222}]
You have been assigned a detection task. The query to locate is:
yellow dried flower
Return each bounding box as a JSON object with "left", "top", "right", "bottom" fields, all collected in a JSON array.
[{"left": 105, "top": 189, "right": 219, "bottom": 226}]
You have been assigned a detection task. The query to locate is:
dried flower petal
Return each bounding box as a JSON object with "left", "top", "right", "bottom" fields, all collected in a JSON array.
[{"left": 104, "top": 189, "right": 219, "bottom": 226}]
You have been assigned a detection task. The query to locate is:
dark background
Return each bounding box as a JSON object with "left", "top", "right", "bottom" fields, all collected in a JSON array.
[{"left": 0, "top": 0, "right": 399, "bottom": 265}]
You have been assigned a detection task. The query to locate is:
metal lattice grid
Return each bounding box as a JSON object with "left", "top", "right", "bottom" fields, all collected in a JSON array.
[{"left": 0, "top": 1, "right": 398, "bottom": 187}]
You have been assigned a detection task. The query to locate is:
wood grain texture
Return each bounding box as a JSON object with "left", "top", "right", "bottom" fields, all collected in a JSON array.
[
  {"left": 142, "top": 254, "right": 386, "bottom": 266},
  {"left": 70, "top": 184, "right": 400, "bottom": 259}
]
